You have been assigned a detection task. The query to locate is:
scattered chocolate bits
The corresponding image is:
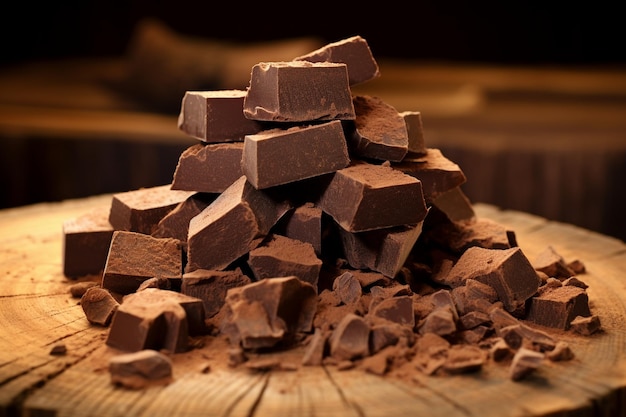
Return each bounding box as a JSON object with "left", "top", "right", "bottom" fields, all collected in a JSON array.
[{"left": 109, "top": 349, "right": 173, "bottom": 389}]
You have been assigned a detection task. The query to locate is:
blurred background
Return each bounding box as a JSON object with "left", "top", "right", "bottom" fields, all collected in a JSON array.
[{"left": 1, "top": 2, "right": 625, "bottom": 241}]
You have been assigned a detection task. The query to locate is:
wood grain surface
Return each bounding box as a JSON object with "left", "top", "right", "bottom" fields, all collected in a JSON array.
[{"left": 0, "top": 194, "right": 625, "bottom": 417}]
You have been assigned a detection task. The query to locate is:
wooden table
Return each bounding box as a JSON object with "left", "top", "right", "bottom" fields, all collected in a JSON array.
[{"left": 1, "top": 196, "right": 625, "bottom": 416}]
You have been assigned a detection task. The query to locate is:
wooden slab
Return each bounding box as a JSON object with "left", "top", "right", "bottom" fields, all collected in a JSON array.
[{"left": 1, "top": 195, "right": 625, "bottom": 416}]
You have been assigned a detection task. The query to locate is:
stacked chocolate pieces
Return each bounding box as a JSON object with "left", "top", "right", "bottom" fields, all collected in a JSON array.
[{"left": 63, "top": 36, "right": 600, "bottom": 382}]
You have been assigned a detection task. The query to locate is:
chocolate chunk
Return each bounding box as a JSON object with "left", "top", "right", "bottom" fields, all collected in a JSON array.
[
  {"left": 570, "top": 314, "right": 602, "bottom": 335},
  {"left": 222, "top": 276, "right": 317, "bottom": 349},
  {"left": 80, "top": 287, "right": 119, "bottom": 326},
  {"left": 431, "top": 186, "right": 476, "bottom": 223},
  {"left": 241, "top": 121, "right": 350, "bottom": 189},
  {"left": 546, "top": 341, "right": 575, "bottom": 361},
  {"left": 428, "top": 216, "right": 514, "bottom": 255},
  {"left": 177, "top": 90, "right": 264, "bottom": 142},
  {"left": 498, "top": 324, "right": 556, "bottom": 352},
  {"left": 418, "top": 306, "right": 457, "bottom": 336},
  {"left": 50, "top": 344, "right": 67, "bottom": 356},
  {"left": 509, "top": 348, "right": 544, "bottom": 381},
  {"left": 106, "top": 288, "right": 205, "bottom": 353},
  {"left": 445, "top": 247, "right": 540, "bottom": 312},
  {"left": 533, "top": 245, "right": 576, "bottom": 279},
  {"left": 274, "top": 202, "right": 323, "bottom": 256},
  {"left": 62, "top": 207, "right": 114, "bottom": 278},
  {"left": 109, "top": 350, "right": 173, "bottom": 389},
  {"left": 247, "top": 234, "right": 322, "bottom": 287},
  {"left": 181, "top": 267, "right": 251, "bottom": 318},
  {"left": 317, "top": 161, "right": 427, "bottom": 232},
  {"left": 490, "top": 338, "right": 514, "bottom": 362},
  {"left": 243, "top": 61, "right": 355, "bottom": 122},
  {"left": 328, "top": 313, "right": 370, "bottom": 361},
  {"left": 152, "top": 193, "right": 215, "bottom": 242},
  {"left": 69, "top": 281, "right": 100, "bottom": 298},
  {"left": 108, "top": 185, "right": 194, "bottom": 235},
  {"left": 137, "top": 277, "right": 172, "bottom": 291},
  {"left": 186, "top": 176, "right": 290, "bottom": 272},
  {"left": 369, "top": 295, "right": 415, "bottom": 327},
  {"left": 347, "top": 95, "right": 409, "bottom": 162},
  {"left": 171, "top": 142, "right": 245, "bottom": 193},
  {"left": 526, "top": 286, "right": 591, "bottom": 330},
  {"left": 392, "top": 148, "right": 466, "bottom": 203},
  {"left": 401, "top": 111, "right": 427, "bottom": 155},
  {"left": 102, "top": 231, "right": 183, "bottom": 295},
  {"left": 293, "top": 35, "right": 380, "bottom": 86},
  {"left": 332, "top": 271, "right": 362, "bottom": 305}
]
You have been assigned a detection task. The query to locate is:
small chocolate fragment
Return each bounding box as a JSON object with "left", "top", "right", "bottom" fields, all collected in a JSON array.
[
  {"left": 108, "top": 185, "right": 194, "bottom": 235},
  {"left": 401, "top": 111, "right": 427, "bottom": 155},
  {"left": 317, "top": 161, "right": 427, "bottom": 232},
  {"left": 546, "top": 341, "right": 575, "bottom": 361},
  {"left": 526, "top": 286, "right": 591, "bottom": 330},
  {"left": 418, "top": 307, "right": 457, "bottom": 336},
  {"left": 109, "top": 350, "right": 173, "bottom": 389},
  {"left": 181, "top": 268, "right": 251, "bottom": 318},
  {"left": 509, "top": 348, "right": 544, "bottom": 381},
  {"left": 293, "top": 35, "right": 380, "bottom": 86},
  {"left": 369, "top": 295, "right": 415, "bottom": 327},
  {"left": 247, "top": 234, "right": 322, "bottom": 287},
  {"left": 177, "top": 90, "right": 264, "bottom": 142},
  {"left": 570, "top": 315, "right": 602, "bottom": 336},
  {"left": 431, "top": 186, "right": 476, "bottom": 223},
  {"left": 242, "top": 121, "right": 350, "bottom": 189},
  {"left": 50, "top": 344, "right": 67, "bottom": 356},
  {"left": 62, "top": 207, "right": 114, "bottom": 278},
  {"left": 171, "top": 142, "right": 245, "bottom": 193},
  {"left": 428, "top": 216, "right": 514, "bottom": 255},
  {"left": 243, "top": 61, "right": 356, "bottom": 122},
  {"left": 152, "top": 193, "right": 215, "bottom": 242},
  {"left": 102, "top": 231, "right": 183, "bottom": 295},
  {"left": 347, "top": 95, "right": 409, "bottom": 162},
  {"left": 222, "top": 276, "right": 317, "bottom": 349},
  {"left": 274, "top": 202, "right": 323, "bottom": 256},
  {"left": 332, "top": 271, "right": 362, "bottom": 305},
  {"left": 69, "top": 281, "right": 100, "bottom": 298},
  {"left": 533, "top": 246, "right": 576, "bottom": 279},
  {"left": 328, "top": 313, "right": 370, "bottom": 361},
  {"left": 81, "top": 287, "right": 120, "bottom": 326}
]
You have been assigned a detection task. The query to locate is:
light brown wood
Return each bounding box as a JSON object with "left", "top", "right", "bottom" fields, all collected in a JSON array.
[{"left": 1, "top": 195, "right": 625, "bottom": 417}]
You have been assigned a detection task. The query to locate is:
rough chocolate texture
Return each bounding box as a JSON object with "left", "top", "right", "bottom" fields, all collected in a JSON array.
[
  {"left": 401, "top": 111, "right": 427, "bottom": 155},
  {"left": 243, "top": 61, "right": 356, "bottom": 122},
  {"left": 526, "top": 286, "right": 591, "bottom": 329},
  {"left": 171, "top": 142, "right": 245, "bottom": 193},
  {"left": 181, "top": 268, "right": 252, "bottom": 318},
  {"left": 80, "top": 287, "right": 119, "bottom": 326},
  {"left": 177, "top": 90, "right": 264, "bottom": 142},
  {"left": 242, "top": 121, "right": 350, "bottom": 189},
  {"left": 152, "top": 193, "right": 215, "bottom": 242},
  {"left": 273, "top": 202, "right": 323, "bottom": 256}
]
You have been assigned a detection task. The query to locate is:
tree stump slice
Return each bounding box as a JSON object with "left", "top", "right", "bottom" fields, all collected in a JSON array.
[{"left": 1, "top": 195, "right": 625, "bottom": 417}]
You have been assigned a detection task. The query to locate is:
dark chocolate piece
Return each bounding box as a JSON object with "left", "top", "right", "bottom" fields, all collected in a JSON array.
[
  {"left": 102, "top": 231, "right": 183, "bottom": 295},
  {"left": 332, "top": 271, "right": 362, "bottom": 305},
  {"left": 171, "top": 142, "right": 245, "bottom": 193},
  {"left": 152, "top": 193, "right": 214, "bottom": 242},
  {"left": 109, "top": 350, "right": 173, "bottom": 389},
  {"left": 293, "top": 35, "right": 380, "bottom": 86},
  {"left": 317, "top": 161, "right": 427, "bottom": 232},
  {"left": 274, "top": 202, "right": 323, "bottom": 256},
  {"left": 108, "top": 185, "right": 194, "bottom": 235},
  {"left": 431, "top": 186, "right": 476, "bottom": 223},
  {"left": 570, "top": 315, "right": 602, "bottom": 335},
  {"left": 80, "top": 287, "right": 119, "bottom": 326},
  {"left": 242, "top": 121, "right": 350, "bottom": 189},
  {"left": 418, "top": 306, "right": 457, "bottom": 336},
  {"left": 328, "top": 313, "right": 370, "bottom": 361},
  {"left": 347, "top": 95, "right": 409, "bottom": 162},
  {"left": 401, "top": 111, "right": 427, "bottom": 155},
  {"left": 181, "top": 267, "right": 251, "bottom": 318},
  {"left": 243, "top": 61, "right": 355, "bottom": 122},
  {"left": 533, "top": 245, "right": 576, "bottom": 279},
  {"left": 177, "top": 90, "right": 264, "bottom": 142},
  {"left": 509, "top": 348, "right": 544, "bottom": 381},
  {"left": 62, "top": 207, "right": 114, "bottom": 278},
  {"left": 369, "top": 295, "right": 414, "bottom": 327},
  {"left": 526, "top": 286, "right": 591, "bottom": 329}
]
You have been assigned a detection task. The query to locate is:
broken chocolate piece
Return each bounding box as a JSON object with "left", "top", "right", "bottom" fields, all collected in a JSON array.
[
  {"left": 533, "top": 245, "right": 576, "bottom": 279},
  {"left": 81, "top": 287, "right": 119, "bottom": 326},
  {"left": 109, "top": 349, "right": 173, "bottom": 389},
  {"left": 509, "top": 348, "right": 544, "bottom": 381},
  {"left": 570, "top": 315, "right": 602, "bottom": 335},
  {"left": 369, "top": 295, "right": 415, "bottom": 327},
  {"left": 332, "top": 271, "right": 362, "bottom": 305},
  {"left": 241, "top": 121, "right": 350, "bottom": 189},
  {"left": 526, "top": 286, "right": 591, "bottom": 329},
  {"left": 181, "top": 268, "right": 251, "bottom": 318},
  {"left": 152, "top": 193, "right": 214, "bottom": 243},
  {"left": 177, "top": 90, "right": 264, "bottom": 142},
  {"left": 401, "top": 111, "right": 427, "bottom": 155},
  {"left": 431, "top": 186, "right": 476, "bottom": 223},
  {"left": 243, "top": 61, "right": 355, "bottom": 122},
  {"left": 328, "top": 313, "right": 370, "bottom": 361},
  {"left": 274, "top": 202, "right": 323, "bottom": 256}
]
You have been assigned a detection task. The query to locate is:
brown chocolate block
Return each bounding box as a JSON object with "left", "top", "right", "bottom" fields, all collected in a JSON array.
[
  {"left": 177, "top": 90, "right": 264, "bottom": 142},
  {"left": 108, "top": 185, "right": 194, "bottom": 235},
  {"left": 429, "top": 217, "right": 515, "bottom": 255},
  {"left": 401, "top": 111, "right": 427, "bottom": 155},
  {"left": 63, "top": 206, "right": 114, "bottom": 278},
  {"left": 102, "top": 231, "right": 183, "bottom": 295},
  {"left": 328, "top": 313, "right": 370, "bottom": 361},
  {"left": 392, "top": 148, "right": 467, "bottom": 203},
  {"left": 274, "top": 202, "right": 323, "bottom": 256},
  {"left": 81, "top": 287, "right": 119, "bottom": 326},
  {"left": 317, "top": 161, "right": 427, "bottom": 232},
  {"left": 243, "top": 61, "right": 356, "bottom": 122},
  {"left": 339, "top": 221, "right": 425, "bottom": 278},
  {"left": 526, "top": 285, "right": 591, "bottom": 329},
  {"left": 570, "top": 315, "right": 602, "bottom": 335},
  {"left": 509, "top": 348, "right": 544, "bottom": 381},
  {"left": 181, "top": 267, "right": 251, "bottom": 318},
  {"left": 222, "top": 276, "right": 317, "bottom": 349},
  {"left": 369, "top": 295, "right": 415, "bottom": 327},
  {"left": 109, "top": 350, "right": 173, "bottom": 389},
  {"left": 418, "top": 306, "right": 457, "bottom": 336},
  {"left": 532, "top": 245, "right": 576, "bottom": 279},
  {"left": 332, "top": 271, "right": 362, "bottom": 305},
  {"left": 242, "top": 121, "right": 350, "bottom": 189},
  {"left": 431, "top": 186, "right": 476, "bottom": 223},
  {"left": 347, "top": 95, "right": 409, "bottom": 162},
  {"left": 106, "top": 288, "right": 205, "bottom": 353},
  {"left": 247, "top": 234, "right": 323, "bottom": 287},
  {"left": 171, "top": 142, "right": 245, "bottom": 193},
  {"left": 293, "top": 35, "right": 380, "bottom": 86},
  {"left": 152, "top": 193, "right": 215, "bottom": 243},
  {"left": 186, "top": 176, "right": 291, "bottom": 272}
]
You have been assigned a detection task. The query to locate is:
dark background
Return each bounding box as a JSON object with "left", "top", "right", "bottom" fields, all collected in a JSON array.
[{"left": 2, "top": 2, "right": 625, "bottom": 68}]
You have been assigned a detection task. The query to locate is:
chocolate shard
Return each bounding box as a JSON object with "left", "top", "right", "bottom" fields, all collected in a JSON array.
[
  {"left": 532, "top": 245, "right": 576, "bottom": 279},
  {"left": 171, "top": 142, "right": 245, "bottom": 193},
  {"left": 328, "top": 313, "right": 371, "bottom": 361},
  {"left": 247, "top": 234, "right": 323, "bottom": 288},
  {"left": 109, "top": 350, "right": 173, "bottom": 389},
  {"left": 332, "top": 271, "right": 362, "bottom": 305},
  {"left": 222, "top": 276, "right": 317, "bottom": 349},
  {"left": 293, "top": 35, "right": 380, "bottom": 86},
  {"left": 509, "top": 348, "right": 544, "bottom": 381},
  {"left": 369, "top": 295, "right": 415, "bottom": 327},
  {"left": 526, "top": 286, "right": 591, "bottom": 330},
  {"left": 347, "top": 95, "right": 409, "bottom": 162},
  {"left": 181, "top": 267, "right": 252, "bottom": 318},
  {"left": 317, "top": 161, "right": 427, "bottom": 232},
  {"left": 106, "top": 288, "right": 206, "bottom": 353},
  {"left": 152, "top": 193, "right": 215, "bottom": 243},
  {"left": 108, "top": 185, "right": 194, "bottom": 235},
  {"left": 242, "top": 121, "right": 350, "bottom": 189},
  {"left": 445, "top": 246, "right": 540, "bottom": 312},
  {"left": 274, "top": 202, "right": 323, "bottom": 256},
  {"left": 177, "top": 90, "right": 264, "bottom": 142},
  {"left": 431, "top": 186, "right": 476, "bottom": 223},
  {"left": 186, "top": 176, "right": 291, "bottom": 272},
  {"left": 418, "top": 306, "right": 457, "bottom": 336},
  {"left": 81, "top": 287, "right": 119, "bottom": 326},
  {"left": 102, "top": 231, "right": 183, "bottom": 295},
  {"left": 429, "top": 216, "right": 515, "bottom": 255},
  {"left": 401, "top": 111, "right": 427, "bottom": 155},
  {"left": 62, "top": 207, "right": 114, "bottom": 278},
  {"left": 570, "top": 315, "right": 602, "bottom": 336},
  {"left": 243, "top": 61, "right": 355, "bottom": 122}
]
